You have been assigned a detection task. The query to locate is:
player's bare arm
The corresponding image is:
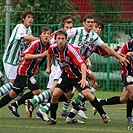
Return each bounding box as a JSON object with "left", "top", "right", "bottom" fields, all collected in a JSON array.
[
  {"left": 100, "top": 43, "right": 129, "bottom": 66},
  {"left": 46, "top": 53, "right": 52, "bottom": 74},
  {"left": 78, "top": 63, "right": 87, "bottom": 88}
]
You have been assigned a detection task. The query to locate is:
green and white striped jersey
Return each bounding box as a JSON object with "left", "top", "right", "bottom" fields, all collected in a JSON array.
[
  {"left": 66, "top": 27, "right": 104, "bottom": 57},
  {"left": 3, "top": 23, "right": 32, "bottom": 66}
]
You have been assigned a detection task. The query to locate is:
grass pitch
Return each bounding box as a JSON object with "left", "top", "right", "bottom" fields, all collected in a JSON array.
[{"left": 0, "top": 91, "right": 131, "bottom": 133}]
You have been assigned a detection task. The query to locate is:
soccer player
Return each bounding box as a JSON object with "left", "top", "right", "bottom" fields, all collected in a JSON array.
[
  {"left": 31, "top": 17, "right": 87, "bottom": 120},
  {"left": 0, "top": 27, "right": 51, "bottom": 114},
  {"left": 72, "top": 20, "right": 105, "bottom": 107},
  {"left": 0, "top": 10, "right": 38, "bottom": 97},
  {"left": 64, "top": 13, "right": 129, "bottom": 123},
  {"left": 93, "top": 40, "right": 133, "bottom": 124},
  {"left": 25, "top": 18, "right": 77, "bottom": 120},
  {"left": 45, "top": 30, "right": 110, "bottom": 125}
]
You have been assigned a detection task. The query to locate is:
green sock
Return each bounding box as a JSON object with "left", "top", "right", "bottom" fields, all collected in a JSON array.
[
  {"left": 62, "top": 98, "right": 72, "bottom": 112},
  {"left": 74, "top": 93, "right": 84, "bottom": 104},
  {"left": 0, "top": 82, "right": 13, "bottom": 96},
  {"left": 31, "top": 90, "right": 51, "bottom": 105},
  {"left": 40, "top": 103, "right": 50, "bottom": 113}
]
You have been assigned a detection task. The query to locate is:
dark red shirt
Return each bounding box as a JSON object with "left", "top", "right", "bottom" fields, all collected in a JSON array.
[
  {"left": 48, "top": 43, "right": 87, "bottom": 78},
  {"left": 17, "top": 39, "right": 50, "bottom": 76},
  {"left": 118, "top": 39, "right": 133, "bottom": 76}
]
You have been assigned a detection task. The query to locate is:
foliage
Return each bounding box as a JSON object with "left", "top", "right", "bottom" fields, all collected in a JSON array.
[
  {"left": 89, "top": 0, "right": 125, "bottom": 23},
  {"left": 8, "top": 0, "right": 81, "bottom": 24}
]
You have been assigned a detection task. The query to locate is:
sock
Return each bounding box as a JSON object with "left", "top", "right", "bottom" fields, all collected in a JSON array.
[
  {"left": 50, "top": 103, "right": 58, "bottom": 120},
  {"left": 0, "top": 82, "right": 13, "bottom": 96},
  {"left": 17, "top": 92, "right": 34, "bottom": 106},
  {"left": 31, "top": 90, "right": 51, "bottom": 105},
  {"left": 90, "top": 97, "right": 106, "bottom": 116},
  {"left": 62, "top": 98, "right": 72, "bottom": 113},
  {"left": 0, "top": 94, "right": 12, "bottom": 108},
  {"left": 39, "top": 99, "right": 48, "bottom": 108},
  {"left": 59, "top": 94, "right": 67, "bottom": 102},
  {"left": 15, "top": 87, "right": 27, "bottom": 101},
  {"left": 40, "top": 103, "right": 50, "bottom": 113},
  {"left": 126, "top": 98, "right": 133, "bottom": 118},
  {"left": 81, "top": 97, "right": 87, "bottom": 103},
  {"left": 100, "top": 96, "right": 120, "bottom": 106},
  {"left": 68, "top": 107, "right": 78, "bottom": 118},
  {"left": 90, "top": 87, "right": 96, "bottom": 94},
  {"left": 74, "top": 93, "right": 84, "bottom": 104}
]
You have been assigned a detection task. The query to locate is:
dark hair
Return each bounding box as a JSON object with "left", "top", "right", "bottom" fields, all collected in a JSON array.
[
  {"left": 61, "top": 20, "right": 74, "bottom": 28},
  {"left": 54, "top": 30, "right": 67, "bottom": 40},
  {"left": 21, "top": 10, "right": 34, "bottom": 23},
  {"left": 82, "top": 13, "right": 95, "bottom": 22},
  {"left": 94, "top": 20, "right": 104, "bottom": 31},
  {"left": 61, "top": 15, "right": 74, "bottom": 23},
  {"left": 39, "top": 26, "right": 50, "bottom": 35}
]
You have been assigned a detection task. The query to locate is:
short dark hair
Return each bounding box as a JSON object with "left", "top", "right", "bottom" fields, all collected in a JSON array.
[
  {"left": 54, "top": 30, "right": 67, "bottom": 40},
  {"left": 61, "top": 20, "right": 74, "bottom": 28},
  {"left": 21, "top": 10, "right": 34, "bottom": 23},
  {"left": 82, "top": 13, "right": 95, "bottom": 22},
  {"left": 61, "top": 15, "right": 74, "bottom": 23},
  {"left": 39, "top": 26, "right": 50, "bottom": 35},
  {"left": 94, "top": 20, "right": 104, "bottom": 31}
]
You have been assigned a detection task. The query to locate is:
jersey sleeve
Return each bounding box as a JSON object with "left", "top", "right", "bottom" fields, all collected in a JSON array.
[
  {"left": 118, "top": 43, "right": 128, "bottom": 55},
  {"left": 92, "top": 35, "right": 104, "bottom": 47},
  {"left": 50, "top": 31, "right": 56, "bottom": 44},
  {"left": 48, "top": 46, "right": 54, "bottom": 55},
  {"left": 66, "top": 28, "right": 77, "bottom": 39},
  {"left": 21, "top": 41, "right": 38, "bottom": 57},
  {"left": 16, "top": 26, "right": 30, "bottom": 40}
]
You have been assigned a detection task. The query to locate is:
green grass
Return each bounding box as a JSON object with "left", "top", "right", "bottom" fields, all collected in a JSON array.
[{"left": 0, "top": 91, "right": 131, "bottom": 133}]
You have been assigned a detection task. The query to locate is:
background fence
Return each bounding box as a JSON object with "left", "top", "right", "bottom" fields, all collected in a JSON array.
[{"left": 0, "top": 0, "right": 133, "bottom": 91}]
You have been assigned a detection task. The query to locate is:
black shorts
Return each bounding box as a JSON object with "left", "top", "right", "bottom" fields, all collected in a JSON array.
[
  {"left": 13, "top": 74, "right": 39, "bottom": 95},
  {"left": 122, "top": 74, "right": 133, "bottom": 87},
  {"left": 56, "top": 73, "right": 91, "bottom": 93}
]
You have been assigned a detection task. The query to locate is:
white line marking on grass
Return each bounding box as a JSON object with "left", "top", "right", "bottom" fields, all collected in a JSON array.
[{"left": 0, "top": 125, "right": 129, "bottom": 133}]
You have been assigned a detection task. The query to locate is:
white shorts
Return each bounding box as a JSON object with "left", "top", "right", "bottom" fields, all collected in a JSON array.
[
  {"left": 3, "top": 63, "right": 17, "bottom": 79},
  {"left": 47, "top": 64, "right": 62, "bottom": 89}
]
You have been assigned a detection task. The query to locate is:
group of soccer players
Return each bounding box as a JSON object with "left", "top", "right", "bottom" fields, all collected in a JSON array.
[{"left": 0, "top": 9, "right": 133, "bottom": 125}]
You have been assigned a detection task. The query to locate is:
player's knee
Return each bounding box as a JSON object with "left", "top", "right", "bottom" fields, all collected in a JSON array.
[
  {"left": 82, "top": 89, "right": 91, "bottom": 99},
  {"left": 129, "top": 94, "right": 133, "bottom": 101},
  {"left": 93, "top": 82, "right": 98, "bottom": 89},
  {"left": 120, "top": 96, "right": 128, "bottom": 104}
]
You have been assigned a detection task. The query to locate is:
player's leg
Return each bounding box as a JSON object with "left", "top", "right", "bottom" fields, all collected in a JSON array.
[
  {"left": 47, "top": 87, "right": 64, "bottom": 125},
  {"left": 93, "top": 88, "right": 128, "bottom": 115},
  {"left": 0, "top": 63, "right": 17, "bottom": 96},
  {"left": 0, "top": 74, "right": 27, "bottom": 109},
  {"left": 61, "top": 88, "right": 75, "bottom": 117},
  {"left": 125, "top": 84, "right": 133, "bottom": 124},
  {"left": 25, "top": 89, "right": 52, "bottom": 118},
  {"left": 66, "top": 79, "right": 110, "bottom": 124}
]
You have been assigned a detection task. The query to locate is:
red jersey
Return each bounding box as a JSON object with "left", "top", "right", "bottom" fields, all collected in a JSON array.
[
  {"left": 118, "top": 39, "right": 133, "bottom": 76},
  {"left": 17, "top": 39, "right": 50, "bottom": 76},
  {"left": 48, "top": 43, "right": 87, "bottom": 78}
]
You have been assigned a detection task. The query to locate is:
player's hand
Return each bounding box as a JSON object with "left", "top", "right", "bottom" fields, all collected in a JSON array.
[
  {"left": 46, "top": 67, "right": 51, "bottom": 74},
  {"left": 126, "top": 52, "right": 133, "bottom": 60},
  {"left": 78, "top": 78, "right": 87, "bottom": 88},
  {"left": 119, "top": 56, "right": 129, "bottom": 66},
  {"left": 42, "top": 51, "right": 48, "bottom": 56}
]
